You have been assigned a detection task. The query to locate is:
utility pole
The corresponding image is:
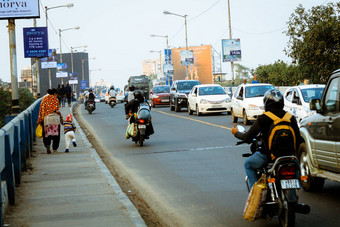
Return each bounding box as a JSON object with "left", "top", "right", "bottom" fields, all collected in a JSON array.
[
  {"left": 227, "top": 0, "right": 235, "bottom": 86},
  {"left": 33, "top": 18, "right": 40, "bottom": 98}
]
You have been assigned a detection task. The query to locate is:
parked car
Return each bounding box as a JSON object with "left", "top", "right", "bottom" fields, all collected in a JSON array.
[
  {"left": 284, "top": 84, "right": 325, "bottom": 123},
  {"left": 170, "top": 80, "right": 201, "bottom": 112},
  {"left": 298, "top": 69, "right": 340, "bottom": 191},
  {"left": 230, "top": 83, "right": 275, "bottom": 125},
  {"left": 187, "top": 84, "right": 231, "bottom": 116},
  {"left": 150, "top": 85, "right": 170, "bottom": 107}
]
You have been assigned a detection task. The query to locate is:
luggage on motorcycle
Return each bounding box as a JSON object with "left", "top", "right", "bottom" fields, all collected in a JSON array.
[
  {"left": 137, "top": 102, "right": 151, "bottom": 120},
  {"left": 125, "top": 123, "right": 138, "bottom": 139},
  {"left": 243, "top": 174, "right": 267, "bottom": 222},
  {"left": 264, "top": 111, "right": 296, "bottom": 160}
]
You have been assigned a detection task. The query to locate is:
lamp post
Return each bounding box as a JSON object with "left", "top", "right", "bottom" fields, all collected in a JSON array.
[
  {"left": 150, "top": 50, "right": 163, "bottom": 77},
  {"left": 82, "top": 57, "right": 96, "bottom": 86},
  {"left": 70, "top": 45, "right": 87, "bottom": 95},
  {"left": 163, "top": 10, "right": 189, "bottom": 79},
  {"left": 45, "top": 3, "right": 74, "bottom": 89},
  {"left": 150, "top": 34, "right": 169, "bottom": 64}
]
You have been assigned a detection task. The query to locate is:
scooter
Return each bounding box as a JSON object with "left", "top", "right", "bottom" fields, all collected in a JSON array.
[
  {"left": 236, "top": 125, "right": 310, "bottom": 227},
  {"left": 87, "top": 99, "right": 95, "bottom": 114},
  {"left": 131, "top": 103, "right": 151, "bottom": 146},
  {"left": 109, "top": 96, "right": 117, "bottom": 108}
]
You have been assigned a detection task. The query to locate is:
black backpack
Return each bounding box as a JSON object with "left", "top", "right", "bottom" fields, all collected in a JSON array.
[{"left": 264, "top": 111, "right": 296, "bottom": 160}]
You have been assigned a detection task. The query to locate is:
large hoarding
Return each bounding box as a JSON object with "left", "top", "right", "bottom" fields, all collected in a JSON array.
[
  {"left": 0, "top": 0, "right": 40, "bottom": 19},
  {"left": 41, "top": 49, "right": 57, "bottom": 69},
  {"left": 23, "top": 27, "right": 48, "bottom": 58},
  {"left": 222, "top": 39, "right": 241, "bottom": 62},
  {"left": 172, "top": 45, "right": 213, "bottom": 84}
]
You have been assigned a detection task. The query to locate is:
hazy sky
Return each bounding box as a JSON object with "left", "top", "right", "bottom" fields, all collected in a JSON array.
[{"left": 0, "top": 0, "right": 333, "bottom": 89}]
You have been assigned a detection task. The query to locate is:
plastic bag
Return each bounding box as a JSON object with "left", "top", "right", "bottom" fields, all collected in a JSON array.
[
  {"left": 36, "top": 124, "right": 43, "bottom": 139},
  {"left": 243, "top": 174, "right": 267, "bottom": 222},
  {"left": 125, "top": 123, "right": 137, "bottom": 139}
]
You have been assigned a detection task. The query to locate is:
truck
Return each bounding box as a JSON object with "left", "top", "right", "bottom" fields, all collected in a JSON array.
[{"left": 128, "top": 75, "right": 150, "bottom": 100}]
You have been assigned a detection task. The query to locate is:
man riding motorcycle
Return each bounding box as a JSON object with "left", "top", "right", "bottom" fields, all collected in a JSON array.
[
  {"left": 125, "top": 85, "right": 135, "bottom": 103},
  {"left": 108, "top": 85, "right": 116, "bottom": 98},
  {"left": 125, "top": 90, "right": 154, "bottom": 138},
  {"left": 84, "top": 89, "right": 96, "bottom": 110},
  {"left": 232, "top": 89, "right": 302, "bottom": 189}
]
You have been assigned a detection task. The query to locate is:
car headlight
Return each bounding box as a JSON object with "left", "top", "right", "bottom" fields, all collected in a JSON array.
[
  {"left": 200, "top": 99, "right": 209, "bottom": 104},
  {"left": 153, "top": 95, "right": 159, "bottom": 99},
  {"left": 178, "top": 93, "right": 187, "bottom": 98},
  {"left": 247, "top": 104, "right": 259, "bottom": 110}
]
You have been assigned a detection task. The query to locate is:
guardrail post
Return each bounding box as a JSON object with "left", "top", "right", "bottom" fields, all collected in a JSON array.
[
  {"left": 24, "top": 114, "right": 31, "bottom": 158},
  {"left": 13, "top": 126, "right": 21, "bottom": 186},
  {"left": 19, "top": 120, "right": 26, "bottom": 170},
  {"left": 3, "top": 134, "right": 15, "bottom": 205},
  {"left": 0, "top": 174, "right": 3, "bottom": 227}
]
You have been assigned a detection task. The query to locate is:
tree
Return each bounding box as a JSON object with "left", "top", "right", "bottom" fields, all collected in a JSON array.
[
  {"left": 284, "top": 3, "right": 340, "bottom": 83},
  {"left": 19, "top": 88, "right": 35, "bottom": 111},
  {"left": 0, "top": 87, "right": 12, "bottom": 127},
  {"left": 234, "top": 64, "right": 252, "bottom": 85}
]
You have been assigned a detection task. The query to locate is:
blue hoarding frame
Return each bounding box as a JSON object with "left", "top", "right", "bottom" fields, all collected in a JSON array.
[{"left": 23, "top": 27, "right": 48, "bottom": 58}]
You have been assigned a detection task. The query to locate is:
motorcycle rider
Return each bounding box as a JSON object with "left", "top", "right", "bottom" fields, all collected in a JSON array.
[
  {"left": 84, "top": 88, "right": 96, "bottom": 110},
  {"left": 125, "top": 90, "right": 154, "bottom": 138},
  {"left": 108, "top": 85, "right": 116, "bottom": 98},
  {"left": 125, "top": 84, "right": 135, "bottom": 102},
  {"left": 231, "top": 89, "right": 302, "bottom": 189}
]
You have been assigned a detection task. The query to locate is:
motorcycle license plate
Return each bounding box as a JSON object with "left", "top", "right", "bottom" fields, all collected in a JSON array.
[
  {"left": 138, "top": 124, "right": 146, "bottom": 129},
  {"left": 280, "top": 179, "right": 301, "bottom": 189},
  {"left": 89, "top": 104, "right": 94, "bottom": 107}
]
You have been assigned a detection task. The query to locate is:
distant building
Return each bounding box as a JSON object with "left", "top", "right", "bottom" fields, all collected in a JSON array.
[
  {"left": 142, "top": 57, "right": 164, "bottom": 79},
  {"left": 19, "top": 66, "right": 33, "bottom": 93}
]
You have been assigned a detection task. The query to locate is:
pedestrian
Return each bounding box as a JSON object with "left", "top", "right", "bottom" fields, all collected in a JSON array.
[
  {"left": 252, "top": 75, "right": 260, "bottom": 83},
  {"left": 62, "top": 114, "right": 77, "bottom": 153},
  {"left": 61, "top": 84, "right": 66, "bottom": 107},
  {"left": 57, "top": 84, "right": 62, "bottom": 106},
  {"left": 243, "top": 79, "right": 247, "bottom": 84},
  {"left": 37, "top": 88, "right": 63, "bottom": 154},
  {"left": 65, "top": 82, "right": 72, "bottom": 107}
]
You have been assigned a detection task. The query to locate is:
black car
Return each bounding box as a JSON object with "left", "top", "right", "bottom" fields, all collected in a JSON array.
[{"left": 169, "top": 80, "right": 200, "bottom": 112}]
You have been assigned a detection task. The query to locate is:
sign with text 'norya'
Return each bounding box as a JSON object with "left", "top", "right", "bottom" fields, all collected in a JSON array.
[
  {"left": 23, "top": 27, "right": 48, "bottom": 58},
  {"left": 0, "top": 0, "right": 40, "bottom": 19}
]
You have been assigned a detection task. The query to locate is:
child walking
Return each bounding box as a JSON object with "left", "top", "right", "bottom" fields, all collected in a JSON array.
[{"left": 63, "top": 114, "right": 77, "bottom": 153}]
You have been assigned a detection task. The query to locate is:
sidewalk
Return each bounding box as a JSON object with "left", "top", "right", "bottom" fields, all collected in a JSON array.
[{"left": 4, "top": 104, "right": 146, "bottom": 227}]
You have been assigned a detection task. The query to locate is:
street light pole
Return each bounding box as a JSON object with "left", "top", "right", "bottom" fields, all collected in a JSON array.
[{"left": 227, "top": 0, "right": 235, "bottom": 86}]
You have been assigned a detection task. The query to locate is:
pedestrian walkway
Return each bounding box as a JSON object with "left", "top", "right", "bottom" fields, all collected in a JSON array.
[{"left": 4, "top": 104, "right": 146, "bottom": 227}]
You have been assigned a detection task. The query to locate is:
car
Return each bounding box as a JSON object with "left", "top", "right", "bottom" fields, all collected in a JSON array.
[
  {"left": 230, "top": 83, "right": 275, "bottom": 125},
  {"left": 116, "top": 91, "right": 125, "bottom": 103},
  {"left": 298, "top": 69, "right": 340, "bottom": 191},
  {"left": 150, "top": 85, "right": 170, "bottom": 107},
  {"left": 187, "top": 84, "right": 231, "bottom": 116},
  {"left": 283, "top": 84, "right": 325, "bottom": 123},
  {"left": 170, "top": 80, "right": 201, "bottom": 112},
  {"left": 104, "top": 88, "right": 110, "bottom": 104},
  {"left": 99, "top": 88, "right": 107, "bottom": 102}
]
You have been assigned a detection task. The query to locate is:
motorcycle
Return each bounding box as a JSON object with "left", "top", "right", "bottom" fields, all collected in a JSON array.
[
  {"left": 109, "top": 96, "right": 117, "bottom": 108},
  {"left": 236, "top": 125, "right": 310, "bottom": 227},
  {"left": 130, "top": 103, "right": 151, "bottom": 146},
  {"left": 86, "top": 99, "right": 95, "bottom": 114}
]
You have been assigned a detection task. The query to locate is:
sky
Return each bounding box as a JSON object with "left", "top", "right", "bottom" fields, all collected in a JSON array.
[{"left": 0, "top": 0, "right": 333, "bottom": 89}]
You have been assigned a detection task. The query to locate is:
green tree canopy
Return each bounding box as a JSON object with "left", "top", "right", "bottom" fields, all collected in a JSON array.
[{"left": 284, "top": 3, "right": 340, "bottom": 83}]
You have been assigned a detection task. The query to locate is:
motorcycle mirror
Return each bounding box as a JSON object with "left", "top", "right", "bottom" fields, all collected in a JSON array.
[{"left": 236, "top": 125, "right": 246, "bottom": 133}]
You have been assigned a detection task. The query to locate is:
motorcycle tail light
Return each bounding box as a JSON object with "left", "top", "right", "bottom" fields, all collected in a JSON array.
[
  {"left": 267, "top": 178, "right": 276, "bottom": 183},
  {"left": 279, "top": 166, "right": 296, "bottom": 179},
  {"left": 301, "top": 176, "right": 308, "bottom": 181},
  {"left": 139, "top": 119, "right": 145, "bottom": 124}
]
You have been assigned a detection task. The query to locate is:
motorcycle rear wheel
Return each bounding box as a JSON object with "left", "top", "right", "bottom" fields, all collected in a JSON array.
[
  {"left": 139, "top": 135, "right": 144, "bottom": 147},
  {"left": 278, "top": 196, "right": 296, "bottom": 227}
]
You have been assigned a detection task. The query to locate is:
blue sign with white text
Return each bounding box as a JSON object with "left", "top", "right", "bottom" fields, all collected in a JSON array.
[
  {"left": 23, "top": 27, "right": 48, "bottom": 58},
  {"left": 80, "top": 80, "right": 88, "bottom": 90}
]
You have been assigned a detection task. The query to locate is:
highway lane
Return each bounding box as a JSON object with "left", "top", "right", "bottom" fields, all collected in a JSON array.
[{"left": 78, "top": 102, "right": 340, "bottom": 227}]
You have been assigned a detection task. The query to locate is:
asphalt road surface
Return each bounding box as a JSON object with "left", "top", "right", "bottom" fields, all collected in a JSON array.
[{"left": 78, "top": 102, "right": 340, "bottom": 227}]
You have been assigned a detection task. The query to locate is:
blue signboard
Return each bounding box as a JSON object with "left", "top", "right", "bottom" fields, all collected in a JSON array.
[
  {"left": 80, "top": 80, "right": 88, "bottom": 90},
  {"left": 23, "top": 27, "right": 48, "bottom": 58},
  {"left": 164, "top": 49, "right": 172, "bottom": 64}
]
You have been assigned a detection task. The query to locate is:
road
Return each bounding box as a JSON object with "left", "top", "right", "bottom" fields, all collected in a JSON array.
[{"left": 77, "top": 102, "right": 340, "bottom": 227}]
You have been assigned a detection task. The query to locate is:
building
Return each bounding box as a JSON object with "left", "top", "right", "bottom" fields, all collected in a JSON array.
[
  {"left": 19, "top": 66, "right": 33, "bottom": 93},
  {"left": 142, "top": 57, "right": 164, "bottom": 79}
]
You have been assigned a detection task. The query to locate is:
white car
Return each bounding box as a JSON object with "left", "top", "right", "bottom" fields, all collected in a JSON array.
[
  {"left": 116, "top": 91, "right": 125, "bottom": 103},
  {"left": 231, "top": 83, "right": 275, "bottom": 125},
  {"left": 187, "top": 84, "right": 231, "bottom": 116},
  {"left": 283, "top": 84, "right": 325, "bottom": 123}
]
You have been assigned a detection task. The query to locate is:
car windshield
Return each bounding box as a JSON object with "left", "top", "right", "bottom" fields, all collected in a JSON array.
[
  {"left": 130, "top": 77, "right": 148, "bottom": 85},
  {"left": 177, "top": 81, "right": 200, "bottom": 91},
  {"left": 245, "top": 85, "right": 275, "bottom": 98},
  {"left": 199, "top": 86, "right": 226, "bottom": 96},
  {"left": 300, "top": 87, "right": 324, "bottom": 102},
  {"left": 154, "top": 86, "right": 170, "bottom": 93}
]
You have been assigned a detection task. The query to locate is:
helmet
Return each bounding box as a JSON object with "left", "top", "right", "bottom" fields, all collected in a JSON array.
[
  {"left": 66, "top": 114, "right": 73, "bottom": 122},
  {"left": 110, "top": 85, "right": 115, "bottom": 90},
  {"left": 129, "top": 85, "right": 135, "bottom": 91},
  {"left": 89, "top": 88, "right": 93, "bottom": 92},
  {"left": 134, "top": 90, "right": 144, "bottom": 102},
  {"left": 263, "top": 89, "right": 284, "bottom": 111}
]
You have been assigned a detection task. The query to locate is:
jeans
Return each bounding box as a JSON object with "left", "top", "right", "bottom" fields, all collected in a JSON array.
[{"left": 244, "top": 151, "right": 268, "bottom": 189}]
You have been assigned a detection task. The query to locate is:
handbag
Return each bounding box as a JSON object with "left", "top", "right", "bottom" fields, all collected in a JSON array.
[
  {"left": 36, "top": 124, "right": 43, "bottom": 139},
  {"left": 126, "top": 123, "right": 138, "bottom": 139},
  {"left": 243, "top": 174, "right": 267, "bottom": 222}
]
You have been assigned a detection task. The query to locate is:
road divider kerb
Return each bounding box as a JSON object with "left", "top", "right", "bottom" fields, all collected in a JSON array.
[{"left": 153, "top": 110, "right": 233, "bottom": 130}]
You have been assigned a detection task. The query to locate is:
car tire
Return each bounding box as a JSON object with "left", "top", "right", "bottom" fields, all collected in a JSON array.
[
  {"left": 231, "top": 109, "right": 238, "bottom": 123},
  {"left": 243, "top": 110, "right": 249, "bottom": 125},
  {"left": 188, "top": 103, "right": 193, "bottom": 115},
  {"left": 170, "top": 100, "right": 175, "bottom": 111},
  {"left": 196, "top": 104, "right": 201, "bottom": 116},
  {"left": 175, "top": 100, "right": 181, "bottom": 112},
  {"left": 298, "top": 143, "right": 325, "bottom": 191}
]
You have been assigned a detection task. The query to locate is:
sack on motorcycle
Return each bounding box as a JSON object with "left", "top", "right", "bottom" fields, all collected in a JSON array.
[
  {"left": 126, "top": 123, "right": 138, "bottom": 139},
  {"left": 243, "top": 174, "right": 267, "bottom": 222},
  {"left": 264, "top": 112, "right": 296, "bottom": 160}
]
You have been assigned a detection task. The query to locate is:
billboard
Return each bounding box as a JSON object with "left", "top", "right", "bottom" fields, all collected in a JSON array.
[
  {"left": 180, "top": 50, "right": 194, "bottom": 66},
  {"left": 222, "top": 39, "right": 241, "bottom": 62},
  {"left": 57, "top": 63, "right": 67, "bottom": 70},
  {"left": 163, "top": 63, "right": 174, "bottom": 76},
  {"left": 23, "top": 27, "right": 48, "bottom": 58},
  {"left": 56, "top": 71, "right": 68, "bottom": 78},
  {"left": 80, "top": 80, "right": 88, "bottom": 90},
  {"left": 172, "top": 45, "right": 213, "bottom": 84},
  {"left": 41, "top": 49, "right": 57, "bottom": 69},
  {"left": 69, "top": 73, "right": 78, "bottom": 84},
  {"left": 0, "top": 0, "right": 40, "bottom": 19}
]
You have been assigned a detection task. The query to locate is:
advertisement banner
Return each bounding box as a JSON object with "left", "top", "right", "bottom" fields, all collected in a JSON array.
[
  {"left": 57, "top": 63, "right": 67, "bottom": 70},
  {"left": 80, "top": 80, "right": 88, "bottom": 90},
  {"left": 0, "top": 0, "right": 40, "bottom": 20},
  {"left": 164, "top": 49, "right": 172, "bottom": 64},
  {"left": 163, "top": 63, "right": 174, "bottom": 76},
  {"left": 68, "top": 73, "right": 78, "bottom": 84},
  {"left": 222, "top": 39, "right": 241, "bottom": 62},
  {"left": 56, "top": 71, "right": 68, "bottom": 78},
  {"left": 180, "top": 50, "right": 194, "bottom": 66},
  {"left": 23, "top": 27, "right": 48, "bottom": 58},
  {"left": 41, "top": 49, "right": 57, "bottom": 69}
]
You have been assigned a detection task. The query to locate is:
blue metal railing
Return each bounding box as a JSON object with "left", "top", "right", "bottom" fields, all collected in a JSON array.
[{"left": 0, "top": 98, "right": 42, "bottom": 226}]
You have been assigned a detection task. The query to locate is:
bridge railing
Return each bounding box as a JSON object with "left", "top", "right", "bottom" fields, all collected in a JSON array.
[{"left": 0, "top": 98, "right": 42, "bottom": 226}]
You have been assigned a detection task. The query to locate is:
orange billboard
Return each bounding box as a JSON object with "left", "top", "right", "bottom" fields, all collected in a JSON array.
[{"left": 172, "top": 45, "right": 213, "bottom": 84}]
